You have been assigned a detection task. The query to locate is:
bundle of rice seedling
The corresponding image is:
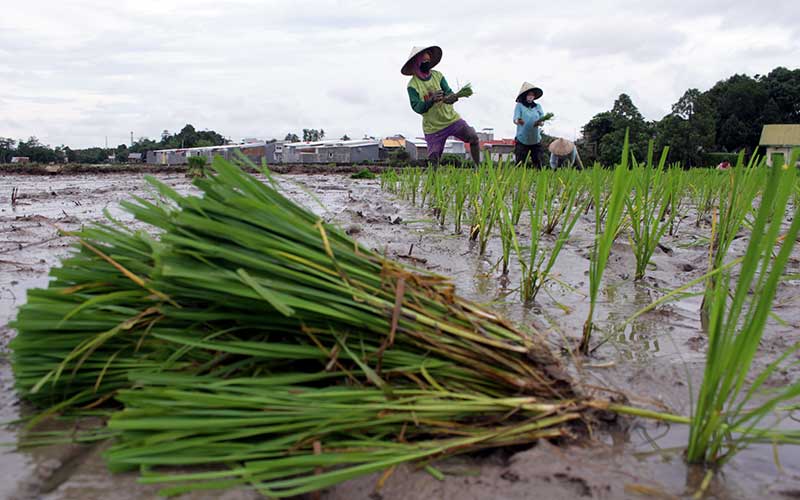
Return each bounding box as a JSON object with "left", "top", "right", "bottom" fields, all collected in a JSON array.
[
  {"left": 11, "top": 156, "right": 583, "bottom": 496},
  {"left": 455, "top": 83, "right": 473, "bottom": 98},
  {"left": 539, "top": 112, "right": 555, "bottom": 123},
  {"left": 106, "top": 372, "right": 581, "bottom": 497}
]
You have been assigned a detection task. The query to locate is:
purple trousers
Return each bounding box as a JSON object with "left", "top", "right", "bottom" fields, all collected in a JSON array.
[{"left": 424, "top": 119, "right": 478, "bottom": 160}]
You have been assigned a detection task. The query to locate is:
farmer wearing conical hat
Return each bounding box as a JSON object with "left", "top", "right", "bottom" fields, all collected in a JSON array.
[
  {"left": 549, "top": 138, "right": 583, "bottom": 169},
  {"left": 403, "top": 46, "right": 480, "bottom": 164},
  {"left": 513, "top": 82, "right": 546, "bottom": 166}
]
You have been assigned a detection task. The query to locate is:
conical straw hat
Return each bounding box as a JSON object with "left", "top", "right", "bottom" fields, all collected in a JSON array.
[
  {"left": 401, "top": 46, "right": 442, "bottom": 76},
  {"left": 548, "top": 138, "right": 575, "bottom": 156},
  {"left": 517, "top": 82, "right": 543, "bottom": 100}
]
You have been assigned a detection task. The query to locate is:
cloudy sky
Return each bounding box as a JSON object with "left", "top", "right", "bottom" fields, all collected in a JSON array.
[{"left": 1, "top": 0, "right": 798, "bottom": 148}]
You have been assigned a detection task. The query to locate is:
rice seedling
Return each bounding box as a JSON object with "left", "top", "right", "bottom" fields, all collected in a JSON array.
[
  {"left": 690, "top": 169, "right": 721, "bottom": 228},
  {"left": 497, "top": 189, "right": 515, "bottom": 276},
  {"left": 350, "top": 168, "right": 376, "bottom": 180},
  {"left": 539, "top": 112, "right": 555, "bottom": 123},
  {"left": 472, "top": 168, "right": 501, "bottom": 255},
  {"left": 454, "top": 83, "right": 473, "bottom": 99},
  {"left": 510, "top": 167, "right": 534, "bottom": 226},
  {"left": 419, "top": 166, "right": 437, "bottom": 207},
  {"left": 580, "top": 132, "right": 632, "bottom": 355},
  {"left": 687, "top": 149, "right": 800, "bottom": 466},
  {"left": 665, "top": 164, "right": 688, "bottom": 236},
  {"left": 10, "top": 155, "right": 591, "bottom": 497},
  {"left": 186, "top": 156, "right": 208, "bottom": 178},
  {"left": 430, "top": 168, "right": 453, "bottom": 227},
  {"left": 626, "top": 142, "right": 676, "bottom": 280},
  {"left": 400, "top": 166, "right": 423, "bottom": 205},
  {"left": 542, "top": 168, "right": 582, "bottom": 235},
  {"left": 380, "top": 169, "right": 399, "bottom": 192},
  {"left": 451, "top": 169, "right": 470, "bottom": 234},
  {"left": 702, "top": 155, "right": 765, "bottom": 318},
  {"left": 105, "top": 373, "right": 580, "bottom": 498},
  {"left": 512, "top": 169, "right": 586, "bottom": 303}
]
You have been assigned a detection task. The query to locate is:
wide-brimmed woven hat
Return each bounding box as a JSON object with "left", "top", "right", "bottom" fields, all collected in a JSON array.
[
  {"left": 517, "top": 82, "right": 543, "bottom": 100},
  {"left": 401, "top": 46, "right": 442, "bottom": 76},
  {"left": 548, "top": 138, "right": 575, "bottom": 156}
]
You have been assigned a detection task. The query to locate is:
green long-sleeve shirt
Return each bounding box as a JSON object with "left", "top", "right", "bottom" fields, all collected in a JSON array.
[{"left": 407, "top": 71, "right": 460, "bottom": 134}]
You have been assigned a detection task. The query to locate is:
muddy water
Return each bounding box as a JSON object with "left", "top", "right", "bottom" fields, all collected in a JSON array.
[{"left": 1, "top": 172, "right": 799, "bottom": 499}]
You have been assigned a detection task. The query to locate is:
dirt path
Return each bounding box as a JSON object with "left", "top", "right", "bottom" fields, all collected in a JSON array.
[{"left": 1, "top": 172, "right": 799, "bottom": 499}]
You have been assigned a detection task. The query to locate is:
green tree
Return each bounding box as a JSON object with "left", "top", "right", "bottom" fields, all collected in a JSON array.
[
  {"left": 114, "top": 144, "right": 129, "bottom": 163},
  {"left": 581, "top": 111, "right": 614, "bottom": 164},
  {"left": 584, "top": 94, "right": 654, "bottom": 165},
  {"left": 284, "top": 133, "right": 300, "bottom": 142},
  {"left": 16, "top": 137, "right": 60, "bottom": 163},
  {"left": 302, "top": 129, "right": 325, "bottom": 142},
  {"left": 762, "top": 67, "right": 800, "bottom": 123},
  {"left": 657, "top": 89, "right": 716, "bottom": 166},
  {"left": 130, "top": 137, "right": 159, "bottom": 155},
  {"left": 706, "top": 74, "right": 768, "bottom": 152},
  {"left": 74, "top": 147, "right": 108, "bottom": 164},
  {"left": 0, "top": 137, "right": 16, "bottom": 163}
]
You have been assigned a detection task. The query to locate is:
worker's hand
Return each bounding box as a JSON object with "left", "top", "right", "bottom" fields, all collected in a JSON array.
[
  {"left": 424, "top": 90, "right": 442, "bottom": 102},
  {"left": 443, "top": 93, "right": 458, "bottom": 104},
  {"left": 535, "top": 120, "right": 544, "bottom": 127},
  {"left": 515, "top": 118, "right": 525, "bottom": 126}
]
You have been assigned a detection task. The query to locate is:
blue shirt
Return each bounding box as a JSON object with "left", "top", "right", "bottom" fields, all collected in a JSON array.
[
  {"left": 513, "top": 102, "right": 544, "bottom": 145},
  {"left": 550, "top": 148, "right": 577, "bottom": 168}
]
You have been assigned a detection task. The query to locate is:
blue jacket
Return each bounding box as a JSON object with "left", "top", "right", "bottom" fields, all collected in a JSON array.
[{"left": 513, "top": 102, "right": 544, "bottom": 145}]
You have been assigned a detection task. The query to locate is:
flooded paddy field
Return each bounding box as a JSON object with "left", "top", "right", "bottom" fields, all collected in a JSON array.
[{"left": 1, "top": 170, "right": 799, "bottom": 499}]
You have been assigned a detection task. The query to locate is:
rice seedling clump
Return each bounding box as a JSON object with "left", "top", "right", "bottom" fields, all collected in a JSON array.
[{"left": 11, "top": 157, "right": 587, "bottom": 497}]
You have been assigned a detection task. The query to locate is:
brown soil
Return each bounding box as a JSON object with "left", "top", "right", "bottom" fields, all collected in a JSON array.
[{"left": 1, "top": 171, "right": 799, "bottom": 500}]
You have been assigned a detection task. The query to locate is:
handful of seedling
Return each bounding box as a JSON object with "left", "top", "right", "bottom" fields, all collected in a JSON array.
[
  {"left": 539, "top": 112, "right": 555, "bottom": 123},
  {"left": 455, "top": 83, "right": 473, "bottom": 98}
]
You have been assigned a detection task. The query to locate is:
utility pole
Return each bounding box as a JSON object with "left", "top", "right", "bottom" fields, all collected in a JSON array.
[{"left": 130, "top": 131, "right": 134, "bottom": 147}]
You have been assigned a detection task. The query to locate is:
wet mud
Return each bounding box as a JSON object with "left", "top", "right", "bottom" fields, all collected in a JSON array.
[{"left": 1, "top": 172, "right": 799, "bottom": 499}]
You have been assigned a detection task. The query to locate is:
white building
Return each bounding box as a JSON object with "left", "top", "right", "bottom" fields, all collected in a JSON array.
[
  {"left": 404, "top": 138, "right": 469, "bottom": 161},
  {"left": 760, "top": 124, "right": 800, "bottom": 167}
]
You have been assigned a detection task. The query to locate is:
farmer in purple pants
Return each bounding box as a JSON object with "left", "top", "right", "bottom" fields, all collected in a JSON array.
[{"left": 403, "top": 45, "right": 480, "bottom": 164}]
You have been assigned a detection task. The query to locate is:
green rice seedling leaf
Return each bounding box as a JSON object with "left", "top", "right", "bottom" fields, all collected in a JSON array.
[
  {"left": 687, "top": 148, "right": 800, "bottom": 465},
  {"left": 580, "top": 130, "right": 632, "bottom": 354}
]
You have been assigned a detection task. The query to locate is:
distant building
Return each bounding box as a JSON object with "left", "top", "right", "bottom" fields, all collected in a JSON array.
[
  {"left": 442, "top": 139, "right": 467, "bottom": 157},
  {"left": 380, "top": 136, "right": 407, "bottom": 160},
  {"left": 127, "top": 153, "right": 143, "bottom": 163},
  {"left": 476, "top": 128, "right": 494, "bottom": 142},
  {"left": 404, "top": 138, "right": 428, "bottom": 161},
  {"left": 760, "top": 124, "right": 800, "bottom": 167},
  {"left": 146, "top": 142, "right": 281, "bottom": 166},
  {"left": 480, "top": 139, "right": 515, "bottom": 161},
  {"left": 10, "top": 157, "right": 30, "bottom": 164},
  {"left": 381, "top": 136, "right": 406, "bottom": 149},
  {"left": 403, "top": 138, "right": 470, "bottom": 162},
  {"left": 463, "top": 139, "right": 515, "bottom": 162},
  {"left": 281, "top": 139, "right": 380, "bottom": 164}
]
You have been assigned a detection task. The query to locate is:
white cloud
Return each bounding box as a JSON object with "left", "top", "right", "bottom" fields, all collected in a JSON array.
[{"left": 0, "top": 0, "right": 798, "bottom": 147}]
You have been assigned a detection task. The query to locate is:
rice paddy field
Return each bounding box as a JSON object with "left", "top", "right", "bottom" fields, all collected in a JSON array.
[{"left": 1, "top": 149, "right": 800, "bottom": 499}]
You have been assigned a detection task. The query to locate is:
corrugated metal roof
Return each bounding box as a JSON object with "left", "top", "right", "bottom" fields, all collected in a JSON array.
[
  {"left": 759, "top": 124, "right": 800, "bottom": 146},
  {"left": 284, "top": 139, "right": 379, "bottom": 148},
  {"left": 151, "top": 143, "right": 266, "bottom": 154}
]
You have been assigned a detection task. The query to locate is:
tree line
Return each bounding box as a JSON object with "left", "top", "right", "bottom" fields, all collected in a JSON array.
[
  {"left": 579, "top": 66, "right": 800, "bottom": 166},
  {"left": 0, "top": 124, "right": 228, "bottom": 164},
  {"left": 0, "top": 125, "right": 337, "bottom": 164}
]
